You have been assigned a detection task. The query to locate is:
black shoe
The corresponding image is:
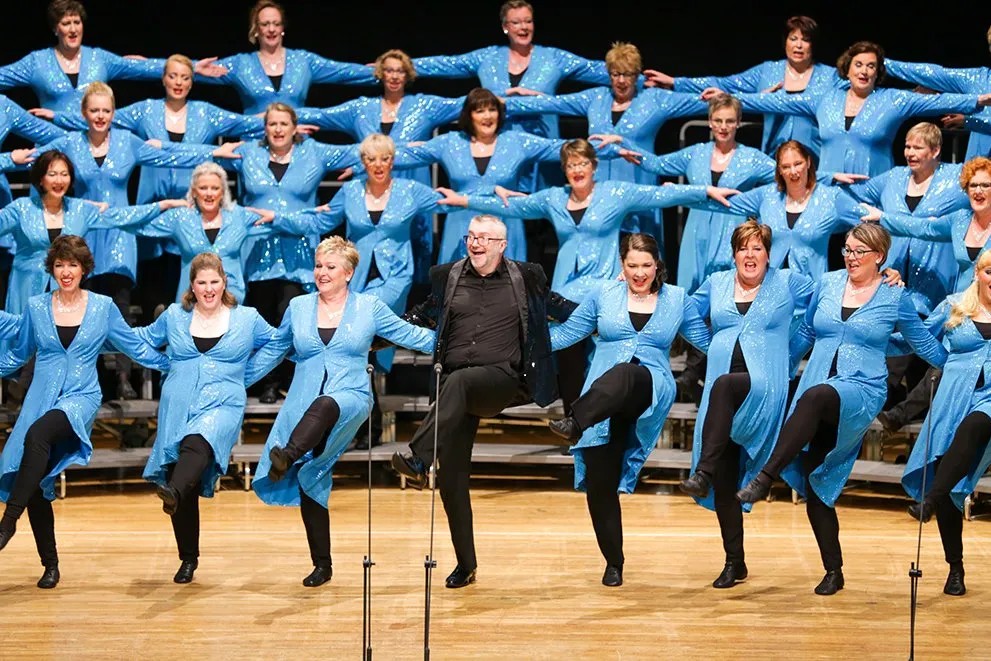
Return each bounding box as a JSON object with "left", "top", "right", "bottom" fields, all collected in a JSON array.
[
  {"left": 876, "top": 409, "right": 905, "bottom": 433},
  {"left": 712, "top": 561, "right": 748, "bottom": 589},
  {"left": 445, "top": 565, "right": 476, "bottom": 589},
  {"left": 391, "top": 451, "right": 428, "bottom": 490},
  {"left": 548, "top": 417, "right": 582, "bottom": 442},
  {"left": 944, "top": 567, "right": 966, "bottom": 596},
  {"left": 353, "top": 435, "right": 381, "bottom": 451},
  {"left": 117, "top": 379, "right": 138, "bottom": 401},
  {"left": 268, "top": 446, "right": 294, "bottom": 483},
  {"left": 908, "top": 499, "right": 935, "bottom": 523},
  {"left": 814, "top": 570, "right": 844, "bottom": 595},
  {"left": 37, "top": 565, "right": 59, "bottom": 589},
  {"left": 157, "top": 484, "right": 180, "bottom": 516},
  {"left": 173, "top": 560, "right": 197, "bottom": 584},
  {"left": 0, "top": 522, "right": 15, "bottom": 552},
  {"left": 736, "top": 473, "right": 772, "bottom": 504},
  {"left": 302, "top": 565, "right": 333, "bottom": 587},
  {"left": 679, "top": 471, "right": 712, "bottom": 498},
  {"left": 259, "top": 384, "right": 280, "bottom": 404},
  {"left": 676, "top": 375, "right": 704, "bottom": 408},
  {"left": 602, "top": 565, "right": 623, "bottom": 587}
]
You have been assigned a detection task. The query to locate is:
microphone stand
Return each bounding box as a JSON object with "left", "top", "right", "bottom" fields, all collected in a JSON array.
[
  {"left": 908, "top": 371, "right": 937, "bottom": 661},
  {"left": 362, "top": 365, "right": 375, "bottom": 661},
  {"left": 423, "top": 362, "right": 442, "bottom": 661}
]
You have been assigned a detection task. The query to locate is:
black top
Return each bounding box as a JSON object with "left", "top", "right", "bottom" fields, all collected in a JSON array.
[
  {"left": 269, "top": 160, "right": 289, "bottom": 182},
  {"left": 508, "top": 68, "right": 527, "bottom": 87},
  {"left": 379, "top": 121, "right": 394, "bottom": 136},
  {"left": 167, "top": 130, "right": 185, "bottom": 143},
  {"left": 568, "top": 207, "right": 587, "bottom": 226},
  {"left": 444, "top": 260, "right": 521, "bottom": 372},
  {"left": 629, "top": 311, "right": 651, "bottom": 332},
  {"left": 728, "top": 301, "right": 754, "bottom": 373},
  {"left": 904, "top": 194, "right": 922, "bottom": 213},
  {"left": 55, "top": 324, "right": 79, "bottom": 350},
  {"left": 269, "top": 74, "right": 282, "bottom": 92},
  {"left": 368, "top": 209, "right": 384, "bottom": 226},
  {"left": 844, "top": 115, "right": 855, "bottom": 131},
  {"left": 66, "top": 72, "right": 79, "bottom": 88},
  {"left": 611, "top": 109, "right": 626, "bottom": 126},
  {"left": 204, "top": 227, "right": 220, "bottom": 244},
  {"left": 968, "top": 245, "right": 982, "bottom": 260},
  {"left": 48, "top": 228, "right": 62, "bottom": 242},
  {"left": 786, "top": 88, "right": 803, "bottom": 94},
  {"left": 367, "top": 254, "right": 381, "bottom": 283},
  {"left": 710, "top": 170, "right": 723, "bottom": 186},
  {"left": 473, "top": 156, "right": 491, "bottom": 176},
  {"left": 318, "top": 326, "right": 337, "bottom": 345},
  {"left": 841, "top": 305, "right": 857, "bottom": 321},
  {"left": 736, "top": 301, "right": 753, "bottom": 315},
  {"left": 192, "top": 335, "right": 223, "bottom": 353},
  {"left": 93, "top": 155, "right": 106, "bottom": 167},
  {"left": 975, "top": 321, "right": 991, "bottom": 340},
  {"left": 786, "top": 210, "right": 802, "bottom": 229}
]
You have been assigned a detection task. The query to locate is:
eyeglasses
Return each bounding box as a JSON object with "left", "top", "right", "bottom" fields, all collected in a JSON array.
[
  {"left": 710, "top": 118, "right": 739, "bottom": 127},
  {"left": 505, "top": 19, "right": 534, "bottom": 27},
  {"left": 565, "top": 160, "right": 593, "bottom": 171},
  {"left": 464, "top": 234, "right": 506, "bottom": 246},
  {"left": 841, "top": 247, "right": 876, "bottom": 258},
  {"left": 609, "top": 71, "right": 638, "bottom": 80},
  {"left": 967, "top": 182, "right": 991, "bottom": 191}
]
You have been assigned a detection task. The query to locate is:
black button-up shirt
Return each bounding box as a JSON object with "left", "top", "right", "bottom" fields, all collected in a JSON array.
[{"left": 443, "top": 260, "right": 522, "bottom": 372}]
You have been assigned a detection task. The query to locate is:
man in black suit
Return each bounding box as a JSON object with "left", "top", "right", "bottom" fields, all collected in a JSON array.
[{"left": 392, "top": 215, "right": 574, "bottom": 588}]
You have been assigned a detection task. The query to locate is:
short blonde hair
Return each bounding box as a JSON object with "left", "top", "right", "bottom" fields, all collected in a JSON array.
[
  {"left": 708, "top": 93, "right": 742, "bottom": 121},
  {"left": 605, "top": 42, "right": 641, "bottom": 75},
  {"left": 374, "top": 49, "right": 416, "bottom": 84},
  {"left": 81, "top": 81, "right": 115, "bottom": 114},
  {"left": 181, "top": 252, "right": 237, "bottom": 311},
  {"left": 948, "top": 249, "right": 991, "bottom": 329},
  {"left": 905, "top": 122, "right": 942, "bottom": 152},
  {"left": 961, "top": 156, "right": 991, "bottom": 190},
  {"left": 186, "top": 162, "right": 234, "bottom": 210},
  {"left": 315, "top": 236, "right": 359, "bottom": 272},
  {"left": 845, "top": 223, "right": 891, "bottom": 265},
  {"left": 360, "top": 133, "right": 396, "bottom": 160},
  {"left": 164, "top": 54, "right": 194, "bottom": 76}
]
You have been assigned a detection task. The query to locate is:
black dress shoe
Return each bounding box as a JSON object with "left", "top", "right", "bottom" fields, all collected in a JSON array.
[
  {"left": 876, "top": 409, "right": 905, "bottom": 433},
  {"left": 37, "top": 565, "right": 60, "bottom": 589},
  {"left": 908, "top": 499, "right": 935, "bottom": 523},
  {"left": 391, "top": 451, "right": 428, "bottom": 490},
  {"left": 679, "top": 471, "right": 712, "bottom": 498},
  {"left": 712, "top": 561, "right": 748, "bottom": 589},
  {"left": 676, "top": 375, "right": 704, "bottom": 408},
  {"left": 445, "top": 565, "right": 476, "bottom": 588},
  {"left": 259, "top": 384, "right": 280, "bottom": 404},
  {"left": 157, "top": 484, "right": 180, "bottom": 516},
  {"left": 736, "top": 473, "right": 772, "bottom": 504},
  {"left": 601, "top": 565, "right": 623, "bottom": 587},
  {"left": 944, "top": 567, "right": 966, "bottom": 596},
  {"left": 0, "top": 522, "right": 15, "bottom": 552},
  {"left": 268, "top": 446, "right": 294, "bottom": 483},
  {"left": 173, "top": 560, "right": 197, "bottom": 584},
  {"left": 117, "top": 379, "right": 138, "bottom": 401},
  {"left": 302, "top": 565, "right": 333, "bottom": 587},
  {"left": 814, "top": 569, "right": 844, "bottom": 595},
  {"left": 548, "top": 417, "right": 582, "bottom": 442}
]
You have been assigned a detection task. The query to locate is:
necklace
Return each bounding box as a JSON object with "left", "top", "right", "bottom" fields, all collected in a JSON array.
[
  {"left": 969, "top": 220, "right": 991, "bottom": 244},
  {"left": 165, "top": 107, "right": 186, "bottom": 126},
  {"left": 785, "top": 64, "right": 809, "bottom": 81},
  {"left": 786, "top": 186, "right": 812, "bottom": 209},
  {"left": 712, "top": 148, "right": 734, "bottom": 166},
  {"left": 366, "top": 185, "right": 391, "bottom": 205},
  {"left": 55, "top": 290, "right": 83, "bottom": 314},
  {"left": 736, "top": 278, "right": 761, "bottom": 297},
  {"left": 472, "top": 139, "right": 495, "bottom": 154},
  {"left": 907, "top": 172, "right": 933, "bottom": 196},
  {"left": 630, "top": 290, "right": 654, "bottom": 302},
  {"left": 55, "top": 48, "right": 80, "bottom": 72},
  {"left": 847, "top": 279, "right": 878, "bottom": 297},
  {"left": 270, "top": 147, "right": 292, "bottom": 164},
  {"left": 382, "top": 99, "right": 400, "bottom": 120},
  {"left": 193, "top": 307, "right": 227, "bottom": 334},
  {"left": 43, "top": 207, "right": 64, "bottom": 227},
  {"left": 319, "top": 296, "right": 347, "bottom": 322}
]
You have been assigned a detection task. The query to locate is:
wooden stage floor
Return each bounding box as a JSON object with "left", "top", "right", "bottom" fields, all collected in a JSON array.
[{"left": 0, "top": 480, "right": 988, "bottom": 660}]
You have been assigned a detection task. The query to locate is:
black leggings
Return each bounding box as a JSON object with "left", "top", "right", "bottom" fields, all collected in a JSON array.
[
  {"left": 289, "top": 396, "right": 341, "bottom": 569},
  {"left": 85, "top": 273, "right": 133, "bottom": 377},
  {"left": 165, "top": 435, "right": 214, "bottom": 563},
  {"left": 929, "top": 411, "right": 991, "bottom": 569},
  {"left": 247, "top": 279, "right": 304, "bottom": 391},
  {"left": 764, "top": 384, "right": 843, "bottom": 572},
  {"left": 573, "top": 363, "right": 653, "bottom": 567},
  {"left": 556, "top": 340, "right": 589, "bottom": 417},
  {"left": 0, "top": 410, "right": 75, "bottom": 568}
]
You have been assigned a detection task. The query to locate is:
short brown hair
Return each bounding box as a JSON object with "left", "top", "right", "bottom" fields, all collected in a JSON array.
[
  {"left": 248, "top": 1, "right": 285, "bottom": 45},
  {"left": 731, "top": 219, "right": 772, "bottom": 253},
  {"left": 846, "top": 223, "right": 891, "bottom": 265},
  {"left": 783, "top": 16, "right": 818, "bottom": 46},
  {"left": 708, "top": 93, "right": 742, "bottom": 121},
  {"left": 605, "top": 42, "right": 642, "bottom": 75},
  {"left": 181, "top": 252, "right": 237, "bottom": 311},
  {"left": 46, "top": 235, "right": 94, "bottom": 278},
  {"left": 374, "top": 49, "right": 416, "bottom": 85},
  {"left": 458, "top": 88, "right": 505, "bottom": 137},
  {"left": 315, "top": 236, "right": 359, "bottom": 272},
  {"left": 620, "top": 233, "right": 666, "bottom": 293},
  {"left": 47, "top": 0, "right": 86, "bottom": 30},
  {"left": 559, "top": 139, "right": 597, "bottom": 173},
  {"left": 960, "top": 156, "right": 991, "bottom": 190},
  {"left": 499, "top": 0, "right": 533, "bottom": 22},
  {"left": 30, "top": 150, "right": 74, "bottom": 196},
  {"left": 773, "top": 140, "right": 818, "bottom": 192},
  {"left": 260, "top": 102, "right": 303, "bottom": 146},
  {"left": 837, "top": 41, "right": 885, "bottom": 83}
]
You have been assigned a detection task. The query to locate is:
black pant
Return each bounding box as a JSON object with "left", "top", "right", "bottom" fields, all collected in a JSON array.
[
  {"left": 409, "top": 364, "right": 523, "bottom": 572},
  {"left": 247, "top": 279, "right": 304, "bottom": 391},
  {"left": 929, "top": 411, "right": 991, "bottom": 568},
  {"left": 697, "top": 372, "right": 752, "bottom": 564},
  {"left": 85, "top": 273, "right": 133, "bottom": 378},
  {"left": 890, "top": 366, "right": 943, "bottom": 423},
  {"left": 573, "top": 362, "right": 652, "bottom": 567},
  {"left": 680, "top": 345, "right": 707, "bottom": 388},
  {"left": 289, "top": 396, "right": 341, "bottom": 568},
  {"left": 136, "top": 252, "right": 182, "bottom": 325},
  {"left": 764, "top": 384, "right": 843, "bottom": 572},
  {"left": 1, "top": 410, "right": 77, "bottom": 567},
  {"left": 556, "top": 340, "right": 589, "bottom": 417},
  {"left": 165, "top": 435, "right": 214, "bottom": 563}
]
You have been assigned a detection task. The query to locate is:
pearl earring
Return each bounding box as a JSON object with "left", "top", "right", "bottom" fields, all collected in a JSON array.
[{"left": 503, "top": 29, "right": 508, "bottom": 34}]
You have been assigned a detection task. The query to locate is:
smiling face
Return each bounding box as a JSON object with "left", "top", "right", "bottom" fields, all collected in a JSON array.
[
  {"left": 843, "top": 235, "right": 882, "bottom": 281},
  {"left": 623, "top": 249, "right": 657, "bottom": 296},
  {"left": 968, "top": 169, "right": 991, "bottom": 214},
  {"left": 42, "top": 158, "right": 72, "bottom": 199},
  {"left": 192, "top": 173, "right": 224, "bottom": 215},
  {"left": 55, "top": 12, "right": 83, "bottom": 50},
  {"left": 471, "top": 104, "right": 499, "bottom": 140},
  {"left": 734, "top": 236, "right": 769, "bottom": 283},
  {"left": 784, "top": 29, "right": 812, "bottom": 66},
  {"left": 565, "top": 155, "right": 595, "bottom": 188},
  {"left": 777, "top": 147, "right": 809, "bottom": 187},
  {"left": 465, "top": 219, "right": 507, "bottom": 274},
  {"left": 84, "top": 93, "right": 114, "bottom": 132},
  {"left": 709, "top": 107, "right": 739, "bottom": 144},
  {"left": 313, "top": 251, "right": 352, "bottom": 296},
  {"left": 191, "top": 267, "right": 226, "bottom": 312},
  {"left": 53, "top": 258, "right": 84, "bottom": 293},
  {"left": 265, "top": 109, "right": 295, "bottom": 151},
  {"left": 380, "top": 56, "right": 407, "bottom": 94},
  {"left": 362, "top": 150, "right": 394, "bottom": 186},
  {"left": 847, "top": 52, "right": 879, "bottom": 94},
  {"left": 256, "top": 6, "right": 284, "bottom": 50},
  {"left": 162, "top": 60, "right": 193, "bottom": 102},
  {"left": 977, "top": 259, "right": 991, "bottom": 307},
  {"left": 502, "top": 6, "right": 533, "bottom": 48}
]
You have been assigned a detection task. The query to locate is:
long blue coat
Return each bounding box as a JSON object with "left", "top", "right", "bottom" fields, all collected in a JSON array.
[
  {"left": 846, "top": 162, "right": 968, "bottom": 314},
  {"left": 0, "top": 95, "right": 66, "bottom": 210},
  {"left": 245, "top": 291, "right": 435, "bottom": 508},
  {"left": 784, "top": 271, "right": 947, "bottom": 506},
  {"left": 0, "top": 293, "right": 168, "bottom": 501},
  {"left": 674, "top": 60, "right": 844, "bottom": 156},
  {"left": 737, "top": 87, "right": 981, "bottom": 177},
  {"left": 690, "top": 268, "right": 815, "bottom": 511},
  {"left": 505, "top": 87, "right": 708, "bottom": 237},
  {"left": 138, "top": 304, "right": 277, "bottom": 497},
  {"left": 636, "top": 143, "right": 775, "bottom": 291},
  {"left": 392, "top": 130, "right": 564, "bottom": 262},
  {"left": 465, "top": 181, "right": 710, "bottom": 301},
  {"left": 550, "top": 280, "right": 711, "bottom": 493}
]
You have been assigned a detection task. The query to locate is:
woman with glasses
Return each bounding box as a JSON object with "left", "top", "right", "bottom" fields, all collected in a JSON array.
[
  {"left": 503, "top": 42, "right": 707, "bottom": 238},
  {"left": 736, "top": 223, "right": 947, "bottom": 596}
]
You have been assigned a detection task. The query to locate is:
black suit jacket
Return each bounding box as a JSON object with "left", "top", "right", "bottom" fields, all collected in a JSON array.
[{"left": 404, "top": 258, "right": 577, "bottom": 407}]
